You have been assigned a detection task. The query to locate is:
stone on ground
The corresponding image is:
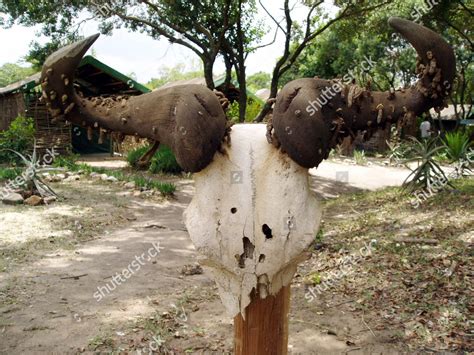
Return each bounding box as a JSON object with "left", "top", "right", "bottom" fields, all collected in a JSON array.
[{"left": 2, "top": 193, "right": 24, "bottom": 205}]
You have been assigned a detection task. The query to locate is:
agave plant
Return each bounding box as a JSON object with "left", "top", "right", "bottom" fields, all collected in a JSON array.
[
  {"left": 1, "top": 143, "right": 63, "bottom": 198},
  {"left": 443, "top": 131, "right": 472, "bottom": 162},
  {"left": 402, "top": 137, "right": 452, "bottom": 193}
]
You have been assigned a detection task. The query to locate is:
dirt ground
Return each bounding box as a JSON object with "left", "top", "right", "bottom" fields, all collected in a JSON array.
[{"left": 0, "top": 167, "right": 471, "bottom": 354}]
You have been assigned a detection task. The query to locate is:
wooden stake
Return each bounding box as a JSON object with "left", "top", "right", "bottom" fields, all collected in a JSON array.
[{"left": 234, "top": 286, "right": 290, "bottom": 355}]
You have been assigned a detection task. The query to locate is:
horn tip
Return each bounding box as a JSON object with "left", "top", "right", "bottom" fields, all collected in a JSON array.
[{"left": 388, "top": 16, "right": 408, "bottom": 30}]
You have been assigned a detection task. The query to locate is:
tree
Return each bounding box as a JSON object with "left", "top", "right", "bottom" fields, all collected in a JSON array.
[
  {"left": 1, "top": 1, "right": 262, "bottom": 97},
  {"left": 146, "top": 62, "right": 203, "bottom": 90},
  {"left": 247, "top": 71, "right": 271, "bottom": 92},
  {"left": 0, "top": 63, "right": 35, "bottom": 87},
  {"left": 280, "top": 0, "right": 473, "bottom": 125},
  {"left": 253, "top": 0, "right": 392, "bottom": 122}
]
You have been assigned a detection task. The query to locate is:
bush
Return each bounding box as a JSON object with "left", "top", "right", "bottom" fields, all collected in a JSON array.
[
  {"left": 443, "top": 131, "right": 472, "bottom": 162},
  {"left": 402, "top": 137, "right": 451, "bottom": 192},
  {"left": 0, "top": 167, "right": 21, "bottom": 181},
  {"left": 227, "top": 98, "right": 263, "bottom": 122},
  {"left": 0, "top": 116, "right": 35, "bottom": 164},
  {"left": 149, "top": 145, "right": 182, "bottom": 174},
  {"left": 126, "top": 145, "right": 149, "bottom": 169},
  {"left": 127, "top": 145, "right": 182, "bottom": 175},
  {"left": 353, "top": 150, "right": 367, "bottom": 165}
]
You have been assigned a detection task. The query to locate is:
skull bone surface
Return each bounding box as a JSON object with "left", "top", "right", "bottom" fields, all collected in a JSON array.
[{"left": 184, "top": 124, "right": 321, "bottom": 317}]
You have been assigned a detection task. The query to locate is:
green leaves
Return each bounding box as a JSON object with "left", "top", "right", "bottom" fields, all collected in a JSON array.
[
  {"left": 0, "top": 116, "right": 35, "bottom": 165},
  {"left": 443, "top": 131, "right": 472, "bottom": 162},
  {"left": 402, "top": 137, "right": 452, "bottom": 193}
]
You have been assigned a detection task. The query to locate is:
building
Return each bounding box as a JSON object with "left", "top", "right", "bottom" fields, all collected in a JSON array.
[{"left": 0, "top": 56, "right": 150, "bottom": 155}]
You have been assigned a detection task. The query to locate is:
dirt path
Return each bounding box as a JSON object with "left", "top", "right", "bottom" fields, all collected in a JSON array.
[{"left": 1, "top": 168, "right": 455, "bottom": 354}]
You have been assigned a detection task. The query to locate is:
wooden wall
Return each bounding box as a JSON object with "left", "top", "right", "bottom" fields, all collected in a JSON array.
[{"left": 0, "top": 93, "right": 26, "bottom": 131}]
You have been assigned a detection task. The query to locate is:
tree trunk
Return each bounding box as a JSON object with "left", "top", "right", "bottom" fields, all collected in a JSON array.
[
  {"left": 254, "top": 77, "right": 279, "bottom": 122},
  {"left": 234, "top": 286, "right": 290, "bottom": 355},
  {"left": 223, "top": 53, "right": 233, "bottom": 92},
  {"left": 203, "top": 60, "right": 215, "bottom": 90},
  {"left": 236, "top": 64, "right": 247, "bottom": 122}
]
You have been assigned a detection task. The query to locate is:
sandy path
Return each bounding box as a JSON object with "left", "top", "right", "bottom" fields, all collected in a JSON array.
[{"left": 0, "top": 168, "right": 408, "bottom": 354}]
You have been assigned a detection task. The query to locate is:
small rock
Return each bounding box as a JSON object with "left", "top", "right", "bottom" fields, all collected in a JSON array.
[
  {"left": 181, "top": 263, "right": 203, "bottom": 276},
  {"left": 132, "top": 191, "right": 142, "bottom": 197},
  {"left": 2, "top": 193, "right": 24, "bottom": 205},
  {"left": 64, "top": 175, "right": 80, "bottom": 182},
  {"left": 49, "top": 175, "right": 63, "bottom": 182},
  {"left": 124, "top": 182, "right": 136, "bottom": 189},
  {"left": 44, "top": 196, "right": 57, "bottom": 205},
  {"left": 90, "top": 172, "right": 99, "bottom": 178},
  {"left": 24, "top": 195, "right": 43, "bottom": 206},
  {"left": 100, "top": 174, "right": 109, "bottom": 181},
  {"left": 106, "top": 176, "right": 118, "bottom": 183}
]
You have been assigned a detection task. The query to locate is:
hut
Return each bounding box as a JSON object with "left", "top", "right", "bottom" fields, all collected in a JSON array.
[{"left": 0, "top": 56, "right": 150, "bottom": 155}]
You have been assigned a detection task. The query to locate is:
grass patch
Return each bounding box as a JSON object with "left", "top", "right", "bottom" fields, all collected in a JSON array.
[{"left": 0, "top": 167, "right": 21, "bottom": 181}]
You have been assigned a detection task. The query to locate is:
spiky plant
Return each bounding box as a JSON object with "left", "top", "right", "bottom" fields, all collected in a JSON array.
[
  {"left": 402, "top": 137, "right": 452, "bottom": 193},
  {"left": 443, "top": 131, "right": 471, "bottom": 161},
  {"left": 353, "top": 150, "right": 367, "bottom": 165},
  {"left": 1, "top": 143, "right": 63, "bottom": 198}
]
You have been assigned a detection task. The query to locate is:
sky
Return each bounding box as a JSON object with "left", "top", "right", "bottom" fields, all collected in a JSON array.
[{"left": 0, "top": 1, "right": 337, "bottom": 84}]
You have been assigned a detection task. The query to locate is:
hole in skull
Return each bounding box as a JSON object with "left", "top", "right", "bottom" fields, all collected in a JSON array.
[
  {"left": 231, "top": 207, "right": 237, "bottom": 214},
  {"left": 259, "top": 254, "right": 266, "bottom": 263},
  {"left": 238, "top": 237, "right": 255, "bottom": 269},
  {"left": 262, "top": 224, "right": 273, "bottom": 239}
]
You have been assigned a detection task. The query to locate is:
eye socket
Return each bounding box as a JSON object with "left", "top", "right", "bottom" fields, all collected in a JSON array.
[
  {"left": 231, "top": 207, "right": 237, "bottom": 214},
  {"left": 262, "top": 224, "right": 273, "bottom": 239}
]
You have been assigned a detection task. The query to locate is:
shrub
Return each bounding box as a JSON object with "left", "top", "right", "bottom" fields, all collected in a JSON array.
[
  {"left": 126, "top": 145, "right": 149, "bottom": 169},
  {"left": 353, "top": 150, "right": 367, "bottom": 165},
  {"left": 127, "top": 145, "right": 182, "bottom": 175},
  {"left": 227, "top": 98, "right": 263, "bottom": 122},
  {"left": 0, "top": 167, "right": 21, "bottom": 181},
  {"left": 443, "top": 131, "right": 472, "bottom": 162},
  {"left": 0, "top": 116, "right": 35, "bottom": 164},
  {"left": 149, "top": 145, "right": 182, "bottom": 174},
  {"left": 2, "top": 144, "right": 63, "bottom": 197},
  {"left": 402, "top": 137, "right": 451, "bottom": 192}
]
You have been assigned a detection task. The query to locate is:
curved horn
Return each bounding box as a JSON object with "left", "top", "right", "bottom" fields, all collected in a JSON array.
[
  {"left": 271, "top": 17, "right": 456, "bottom": 169},
  {"left": 41, "top": 35, "right": 227, "bottom": 172}
]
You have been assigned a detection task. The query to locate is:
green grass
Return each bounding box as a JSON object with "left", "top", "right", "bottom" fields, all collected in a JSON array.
[
  {"left": 127, "top": 145, "right": 183, "bottom": 174},
  {"left": 0, "top": 167, "right": 21, "bottom": 181},
  {"left": 353, "top": 150, "right": 367, "bottom": 165}
]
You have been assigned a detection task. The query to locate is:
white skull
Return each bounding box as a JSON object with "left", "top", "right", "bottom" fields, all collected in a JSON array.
[{"left": 184, "top": 124, "right": 321, "bottom": 317}]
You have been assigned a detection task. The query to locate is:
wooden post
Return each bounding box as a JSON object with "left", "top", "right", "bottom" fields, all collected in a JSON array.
[{"left": 234, "top": 286, "right": 290, "bottom": 355}]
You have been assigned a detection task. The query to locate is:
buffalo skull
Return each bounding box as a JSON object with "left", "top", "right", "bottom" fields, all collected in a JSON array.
[{"left": 40, "top": 17, "right": 455, "bottom": 316}]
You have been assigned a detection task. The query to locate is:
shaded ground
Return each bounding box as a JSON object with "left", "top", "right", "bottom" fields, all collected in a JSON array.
[{"left": 0, "top": 167, "right": 472, "bottom": 354}]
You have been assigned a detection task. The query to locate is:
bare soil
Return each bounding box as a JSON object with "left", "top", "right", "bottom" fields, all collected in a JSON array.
[{"left": 0, "top": 170, "right": 471, "bottom": 354}]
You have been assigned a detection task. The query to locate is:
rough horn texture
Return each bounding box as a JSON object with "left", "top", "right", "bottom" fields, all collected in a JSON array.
[
  {"left": 40, "top": 34, "right": 227, "bottom": 172},
  {"left": 184, "top": 124, "right": 321, "bottom": 317},
  {"left": 270, "top": 17, "right": 456, "bottom": 169}
]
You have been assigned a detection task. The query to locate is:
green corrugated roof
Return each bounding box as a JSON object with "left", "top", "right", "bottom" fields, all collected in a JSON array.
[
  {"left": 79, "top": 56, "right": 150, "bottom": 94},
  {"left": 0, "top": 56, "right": 150, "bottom": 95}
]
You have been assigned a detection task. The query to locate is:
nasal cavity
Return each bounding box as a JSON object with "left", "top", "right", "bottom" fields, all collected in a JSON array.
[{"left": 262, "top": 224, "right": 273, "bottom": 239}]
